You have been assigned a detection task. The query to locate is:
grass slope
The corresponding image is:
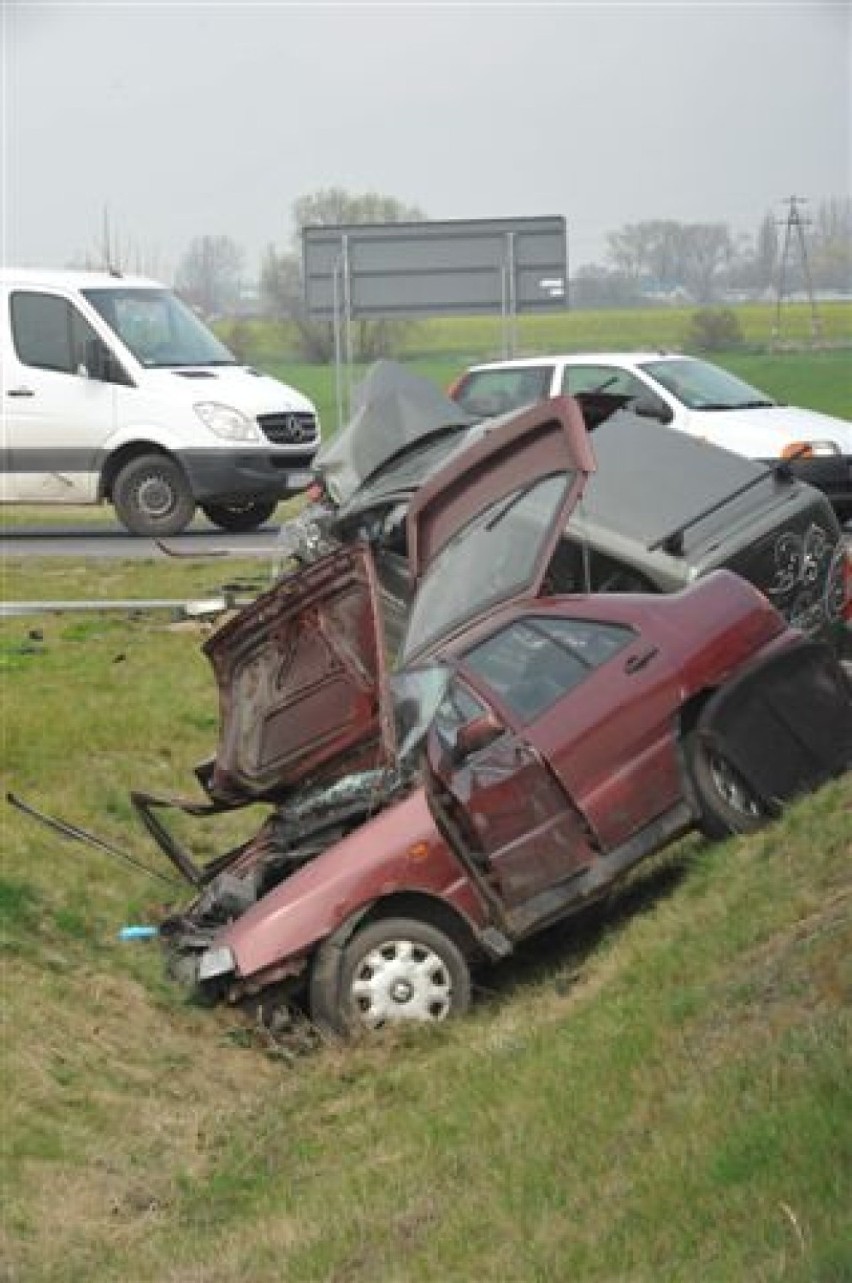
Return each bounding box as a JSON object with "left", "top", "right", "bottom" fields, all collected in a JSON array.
[{"left": 1, "top": 560, "right": 850, "bottom": 1282}]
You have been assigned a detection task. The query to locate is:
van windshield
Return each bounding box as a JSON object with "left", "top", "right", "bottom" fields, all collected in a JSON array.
[{"left": 82, "top": 287, "right": 237, "bottom": 368}]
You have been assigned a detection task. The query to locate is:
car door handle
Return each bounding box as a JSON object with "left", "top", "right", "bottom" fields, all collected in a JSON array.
[
  {"left": 7, "top": 387, "right": 35, "bottom": 397},
  {"left": 624, "top": 647, "right": 659, "bottom": 674}
]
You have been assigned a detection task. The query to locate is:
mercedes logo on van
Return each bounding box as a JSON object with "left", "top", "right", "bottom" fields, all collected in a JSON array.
[{"left": 286, "top": 414, "right": 314, "bottom": 443}]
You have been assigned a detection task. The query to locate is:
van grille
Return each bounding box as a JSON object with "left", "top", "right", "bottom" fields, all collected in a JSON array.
[{"left": 257, "top": 412, "right": 318, "bottom": 445}]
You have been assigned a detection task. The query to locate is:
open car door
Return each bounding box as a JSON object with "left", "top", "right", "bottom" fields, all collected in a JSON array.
[
  {"left": 404, "top": 396, "right": 599, "bottom": 929},
  {"left": 401, "top": 396, "right": 595, "bottom": 664}
]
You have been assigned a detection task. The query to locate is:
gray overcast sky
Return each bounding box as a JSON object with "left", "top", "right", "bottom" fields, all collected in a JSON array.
[{"left": 3, "top": 1, "right": 850, "bottom": 281}]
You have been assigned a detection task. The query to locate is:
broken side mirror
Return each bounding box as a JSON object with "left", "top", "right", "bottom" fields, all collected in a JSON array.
[{"left": 452, "top": 710, "right": 503, "bottom": 764}]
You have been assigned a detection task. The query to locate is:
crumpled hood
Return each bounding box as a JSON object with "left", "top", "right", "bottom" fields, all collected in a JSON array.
[
  {"left": 687, "top": 403, "right": 852, "bottom": 454},
  {"left": 314, "top": 360, "right": 474, "bottom": 504},
  {"left": 145, "top": 365, "right": 317, "bottom": 417}
]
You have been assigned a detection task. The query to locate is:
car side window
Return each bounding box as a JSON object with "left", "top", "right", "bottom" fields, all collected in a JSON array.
[
  {"left": 463, "top": 615, "right": 635, "bottom": 722},
  {"left": 10, "top": 291, "right": 101, "bottom": 376},
  {"left": 560, "top": 364, "right": 649, "bottom": 399},
  {"left": 455, "top": 366, "right": 552, "bottom": 417}
]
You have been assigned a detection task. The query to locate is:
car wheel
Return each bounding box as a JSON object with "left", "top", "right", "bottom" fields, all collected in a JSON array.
[
  {"left": 200, "top": 498, "right": 278, "bottom": 532},
  {"left": 309, "top": 916, "right": 472, "bottom": 1036},
  {"left": 686, "top": 733, "right": 768, "bottom": 839},
  {"left": 113, "top": 454, "right": 196, "bottom": 536}
]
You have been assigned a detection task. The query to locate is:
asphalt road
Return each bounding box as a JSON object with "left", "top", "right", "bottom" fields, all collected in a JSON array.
[
  {"left": 1, "top": 521, "right": 285, "bottom": 560},
  {"left": 3, "top": 518, "right": 850, "bottom": 561}
]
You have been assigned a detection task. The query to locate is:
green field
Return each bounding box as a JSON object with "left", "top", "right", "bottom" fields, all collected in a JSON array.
[
  {"left": 1, "top": 555, "right": 851, "bottom": 1282},
  {"left": 233, "top": 299, "right": 852, "bottom": 433}
]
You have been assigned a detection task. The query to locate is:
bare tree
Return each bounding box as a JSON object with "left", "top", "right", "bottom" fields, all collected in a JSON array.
[
  {"left": 174, "top": 235, "right": 244, "bottom": 316},
  {"left": 810, "top": 197, "right": 852, "bottom": 290},
  {"left": 277, "top": 188, "right": 426, "bottom": 361},
  {"left": 679, "top": 224, "right": 734, "bottom": 302},
  {"left": 754, "top": 212, "right": 779, "bottom": 293},
  {"left": 258, "top": 242, "right": 303, "bottom": 318},
  {"left": 606, "top": 219, "right": 733, "bottom": 300}
]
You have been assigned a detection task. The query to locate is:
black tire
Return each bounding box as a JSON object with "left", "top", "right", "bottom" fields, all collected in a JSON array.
[
  {"left": 309, "top": 916, "right": 472, "bottom": 1036},
  {"left": 200, "top": 498, "right": 278, "bottom": 532},
  {"left": 685, "top": 732, "right": 768, "bottom": 839},
  {"left": 113, "top": 453, "right": 195, "bottom": 536}
]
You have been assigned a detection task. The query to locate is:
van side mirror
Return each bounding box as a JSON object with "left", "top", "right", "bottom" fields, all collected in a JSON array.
[
  {"left": 84, "top": 338, "right": 132, "bottom": 386},
  {"left": 633, "top": 395, "right": 673, "bottom": 424}
]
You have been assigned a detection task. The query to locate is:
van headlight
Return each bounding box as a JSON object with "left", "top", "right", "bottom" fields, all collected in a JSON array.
[{"left": 195, "top": 401, "right": 261, "bottom": 442}]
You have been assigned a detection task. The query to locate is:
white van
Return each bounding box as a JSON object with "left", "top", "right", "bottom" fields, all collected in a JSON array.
[{"left": 0, "top": 269, "right": 320, "bottom": 534}]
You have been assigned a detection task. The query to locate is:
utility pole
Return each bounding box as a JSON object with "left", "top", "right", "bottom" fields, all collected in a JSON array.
[{"left": 772, "top": 195, "right": 822, "bottom": 347}]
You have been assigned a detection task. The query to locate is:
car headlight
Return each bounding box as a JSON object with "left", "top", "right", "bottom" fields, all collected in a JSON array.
[
  {"left": 197, "top": 944, "right": 236, "bottom": 981},
  {"left": 781, "top": 440, "right": 840, "bottom": 460},
  {"left": 194, "top": 401, "right": 261, "bottom": 442}
]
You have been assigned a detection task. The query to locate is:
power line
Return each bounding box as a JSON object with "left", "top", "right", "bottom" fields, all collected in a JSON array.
[{"left": 772, "top": 195, "right": 823, "bottom": 346}]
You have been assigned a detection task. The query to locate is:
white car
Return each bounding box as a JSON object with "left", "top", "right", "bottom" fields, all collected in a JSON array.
[{"left": 449, "top": 352, "right": 852, "bottom": 517}]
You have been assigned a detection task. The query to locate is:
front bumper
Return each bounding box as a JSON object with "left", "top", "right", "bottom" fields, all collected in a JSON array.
[{"left": 177, "top": 448, "right": 317, "bottom": 503}]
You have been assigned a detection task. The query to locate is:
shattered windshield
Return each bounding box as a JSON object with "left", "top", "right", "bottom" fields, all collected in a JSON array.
[
  {"left": 641, "top": 357, "right": 775, "bottom": 412},
  {"left": 401, "top": 473, "right": 571, "bottom": 662},
  {"left": 391, "top": 667, "right": 453, "bottom": 767},
  {"left": 83, "top": 287, "right": 237, "bottom": 368}
]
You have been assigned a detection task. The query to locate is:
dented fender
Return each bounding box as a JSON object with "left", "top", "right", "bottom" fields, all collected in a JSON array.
[{"left": 214, "top": 788, "right": 490, "bottom": 985}]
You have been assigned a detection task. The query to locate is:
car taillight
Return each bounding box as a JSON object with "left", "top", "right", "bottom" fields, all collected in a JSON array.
[{"left": 445, "top": 373, "right": 465, "bottom": 400}]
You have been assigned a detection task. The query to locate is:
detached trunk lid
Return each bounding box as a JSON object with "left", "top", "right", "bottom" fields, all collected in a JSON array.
[{"left": 203, "top": 544, "right": 395, "bottom": 802}]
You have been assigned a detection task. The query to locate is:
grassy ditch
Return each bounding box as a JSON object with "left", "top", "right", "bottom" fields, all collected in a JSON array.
[{"left": 1, "top": 557, "right": 850, "bottom": 1282}]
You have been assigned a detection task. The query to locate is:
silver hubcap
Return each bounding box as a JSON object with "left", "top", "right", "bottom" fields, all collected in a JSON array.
[
  {"left": 710, "top": 754, "right": 761, "bottom": 818},
  {"left": 350, "top": 938, "right": 453, "bottom": 1027},
  {"left": 137, "top": 474, "right": 174, "bottom": 518}
]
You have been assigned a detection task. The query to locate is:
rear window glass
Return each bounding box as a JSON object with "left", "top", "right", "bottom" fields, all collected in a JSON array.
[
  {"left": 402, "top": 473, "right": 572, "bottom": 660},
  {"left": 454, "top": 367, "right": 552, "bottom": 418}
]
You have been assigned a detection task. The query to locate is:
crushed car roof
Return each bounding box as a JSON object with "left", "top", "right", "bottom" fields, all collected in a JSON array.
[{"left": 314, "top": 360, "right": 474, "bottom": 505}]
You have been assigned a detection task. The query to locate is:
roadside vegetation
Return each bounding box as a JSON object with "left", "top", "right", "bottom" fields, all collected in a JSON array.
[
  {"left": 2, "top": 550, "right": 851, "bottom": 1281},
  {"left": 2, "top": 314, "right": 850, "bottom": 1279}
]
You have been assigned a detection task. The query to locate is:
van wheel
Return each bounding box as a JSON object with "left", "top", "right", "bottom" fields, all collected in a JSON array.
[
  {"left": 310, "top": 917, "right": 472, "bottom": 1036},
  {"left": 113, "top": 454, "right": 195, "bottom": 536},
  {"left": 200, "top": 499, "right": 278, "bottom": 532},
  {"left": 685, "top": 732, "right": 769, "bottom": 839}
]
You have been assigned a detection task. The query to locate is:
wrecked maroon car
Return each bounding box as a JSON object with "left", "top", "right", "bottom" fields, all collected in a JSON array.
[{"left": 138, "top": 397, "right": 852, "bottom": 1033}]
